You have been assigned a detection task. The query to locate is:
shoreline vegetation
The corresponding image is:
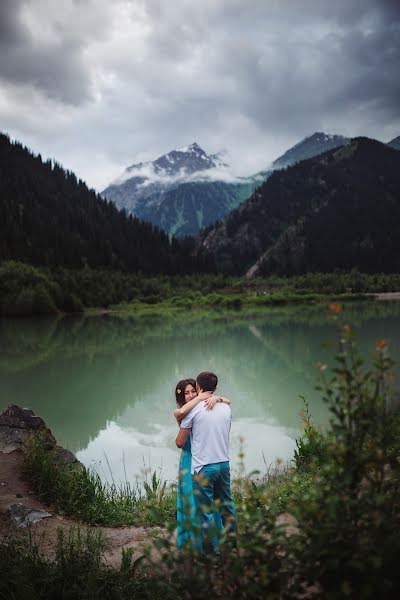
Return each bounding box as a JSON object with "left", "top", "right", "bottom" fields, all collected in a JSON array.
[
  {"left": 3, "top": 260, "right": 400, "bottom": 318},
  {"left": 1, "top": 322, "right": 399, "bottom": 598}
]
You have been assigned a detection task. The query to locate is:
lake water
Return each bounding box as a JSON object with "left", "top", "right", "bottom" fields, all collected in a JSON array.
[{"left": 1, "top": 301, "right": 399, "bottom": 486}]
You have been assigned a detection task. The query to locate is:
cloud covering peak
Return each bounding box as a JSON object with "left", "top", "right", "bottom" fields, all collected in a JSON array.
[{"left": 0, "top": 0, "right": 399, "bottom": 190}]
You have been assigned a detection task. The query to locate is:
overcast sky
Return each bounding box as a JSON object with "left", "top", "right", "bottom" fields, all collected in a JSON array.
[{"left": 1, "top": 0, "right": 399, "bottom": 191}]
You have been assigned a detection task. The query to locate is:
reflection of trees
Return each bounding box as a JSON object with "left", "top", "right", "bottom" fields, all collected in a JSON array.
[
  {"left": 0, "top": 317, "right": 203, "bottom": 452},
  {"left": 1, "top": 301, "right": 400, "bottom": 453}
]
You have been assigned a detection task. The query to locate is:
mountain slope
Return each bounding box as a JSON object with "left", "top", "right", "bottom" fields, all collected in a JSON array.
[
  {"left": 388, "top": 136, "right": 400, "bottom": 150},
  {"left": 135, "top": 177, "right": 263, "bottom": 237},
  {"left": 0, "top": 133, "right": 206, "bottom": 274},
  {"left": 102, "top": 133, "right": 353, "bottom": 238},
  {"left": 272, "top": 132, "right": 350, "bottom": 169},
  {"left": 102, "top": 143, "right": 265, "bottom": 237},
  {"left": 198, "top": 138, "right": 400, "bottom": 275}
]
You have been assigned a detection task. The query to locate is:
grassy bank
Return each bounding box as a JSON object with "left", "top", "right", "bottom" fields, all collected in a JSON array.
[
  {"left": 23, "top": 439, "right": 176, "bottom": 527},
  {"left": 97, "top": 290, "right": 368, "bottom": 317},
  {"left": 11, "top": 322, "right": 400, "bottom": 598},
  {"left": 3, "top": 259, "right": 400, "bottom": 317}
]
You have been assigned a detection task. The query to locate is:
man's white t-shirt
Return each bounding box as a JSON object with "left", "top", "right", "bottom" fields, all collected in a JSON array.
[{"left": 180, "top": 401, "right": 231, "bottom": 474}]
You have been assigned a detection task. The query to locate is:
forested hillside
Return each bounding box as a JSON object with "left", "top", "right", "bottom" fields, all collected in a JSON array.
[
  {"left": 136, "top": 178, "right": 260, "bottom": 237},
  {"left": 0, "top": 133, "right": 208, "bottom": 274},
  {"left": 198, "top": 138, "right": 400, "bottom": 275}
]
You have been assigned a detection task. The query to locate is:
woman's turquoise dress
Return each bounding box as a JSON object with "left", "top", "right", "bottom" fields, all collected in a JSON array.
[{"left": 177, "top": 436, "right": 222, "bottom": 550}]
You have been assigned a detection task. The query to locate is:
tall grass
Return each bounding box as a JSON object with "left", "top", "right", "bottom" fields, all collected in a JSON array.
[
  {"left": 0, "top": 527, "right": 165, "bottom": 600},
  {"left": 23, "top": 437, "right": 176, "bottom": 526}
]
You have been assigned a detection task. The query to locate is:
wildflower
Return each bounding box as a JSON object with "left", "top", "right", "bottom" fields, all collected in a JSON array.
[
  {"left": 343, "top": 324, "right": 352, "bottom": 336},
  {"left": 376, "top": 339, "right": 386, "bottom": 350},
  {"left": 328, "top": 303, "right": 343, "bottom": 314}
]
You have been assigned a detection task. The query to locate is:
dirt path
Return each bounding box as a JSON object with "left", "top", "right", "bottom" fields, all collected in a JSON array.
[
  {"left": 0, "top": 450, "right": 163, "bottom": 568},
  {"left": 371, "top": 292, "right": 400, "bottom": 301}
]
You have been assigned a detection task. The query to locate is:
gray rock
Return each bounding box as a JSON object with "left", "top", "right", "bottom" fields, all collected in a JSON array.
[
  {"left": 0, "top": 405, "right": 56, "bottom": 453},
  {"left": 9, "top": 503, "right": 52, "bottom": 528},
  {"left": 54, "top": 446, "right": 84, "bottom": 470}
]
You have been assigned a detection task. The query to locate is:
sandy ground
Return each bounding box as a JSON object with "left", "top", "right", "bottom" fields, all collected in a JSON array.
[
  {"left": 373, "top": 292, "right": 400, "bottom": 300},
  {"left": 0, "top": 449, "right": 163, "bottom": 569}
]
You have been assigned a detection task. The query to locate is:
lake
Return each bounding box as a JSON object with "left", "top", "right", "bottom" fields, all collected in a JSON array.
[{"left": 1, "top": 301, "right": 399, "bottom": 486}]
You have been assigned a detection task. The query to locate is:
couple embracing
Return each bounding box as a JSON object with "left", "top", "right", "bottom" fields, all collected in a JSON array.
[{"left": 174, "top": 371, "right": 237, "bottom": 554}]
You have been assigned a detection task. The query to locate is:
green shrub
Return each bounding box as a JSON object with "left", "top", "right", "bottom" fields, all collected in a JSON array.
[
  {"left": 61, "top": 292, "right": 84, "bottom": 313},
  {"left": 0, "top": 261, "right": 58, "bottom": 316},
  {"left": 294, "top": 397, "right": 330, "bottom": 470},
  {"left": 222, "top": 296, "right": 242, "bottom": 309},
  {"left": 202, "top": 292, "right": 224, "bottom": 306},
  {"left": 140, "top": 294, "right": 162, "bottom": 304},
  {"left": 288, "top": 329, "right": 400, "bottom": 597}
]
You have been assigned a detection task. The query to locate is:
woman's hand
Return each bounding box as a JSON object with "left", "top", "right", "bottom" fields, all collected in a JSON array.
[{"left": 204, "top": 395, "right": 221, "bottom": 411}]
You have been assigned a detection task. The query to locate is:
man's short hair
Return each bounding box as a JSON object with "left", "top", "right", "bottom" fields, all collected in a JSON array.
[{"left": 196, "top": 371, "right": 218, "bottom": 392}]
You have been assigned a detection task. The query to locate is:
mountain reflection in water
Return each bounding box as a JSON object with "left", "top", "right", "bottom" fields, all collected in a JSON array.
[{"left": 1, "top": 301, "right": 400, "bottom": 483}]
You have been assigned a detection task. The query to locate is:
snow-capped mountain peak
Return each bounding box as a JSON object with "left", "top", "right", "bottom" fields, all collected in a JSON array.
[
  {"left": 176, "top": 142, "right": 203, "bottom": 154},
  {"left": 110, "top": 142, "right": 221, "bottom": 187}
]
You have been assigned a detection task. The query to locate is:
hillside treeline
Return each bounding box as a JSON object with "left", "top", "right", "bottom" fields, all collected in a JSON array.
[
  {"left": 3, "top": 260, "right": 400, "bottom": 316},
  {"left": 199, "top": 138, "right": 400, "bottom": 275},
  {"left": 0, "top": 133, "right": 212, "bottom": 275}
]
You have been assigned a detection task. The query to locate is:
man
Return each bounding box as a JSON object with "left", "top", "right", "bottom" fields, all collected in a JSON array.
[{"left": 175, "top": 371, "right": 237, "bottom": 554}]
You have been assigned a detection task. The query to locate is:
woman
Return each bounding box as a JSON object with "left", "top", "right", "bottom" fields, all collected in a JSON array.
[{"left": 174, "top": 378, "right": 231, "bottom": 550}]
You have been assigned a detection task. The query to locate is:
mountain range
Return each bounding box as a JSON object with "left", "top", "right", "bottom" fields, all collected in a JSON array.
[
  {"left": 102, "top": 143, "right": 266, "bottom": 237},
  {"left": 197, "top": 137, "right": 400, "bottom": 275},
  {"left": 101, "top": 133, "right": 354, "bottom": 237},
  {"left": 2, "top": 129, "right": 400, "bottom": 279}
]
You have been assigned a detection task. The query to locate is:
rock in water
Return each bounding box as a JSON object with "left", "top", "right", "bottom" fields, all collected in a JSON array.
[
  {"left": 9, "top": 503, "right": 52, "bottom": 528},
  {"left": 0, "top": 404, "right": 56, "bottom": 453}
]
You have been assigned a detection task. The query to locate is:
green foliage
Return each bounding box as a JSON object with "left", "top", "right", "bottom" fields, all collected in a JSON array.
[
  {"left": 5, "top": 260, "right": 400, "bottom": 317},
  {"left": 23, "top": 436, "right": 176, "bottom": 527},
  {"left": 0, "top": 261, "right": 58, "bottom": 316},
  {"left": 0, "top": 528, "right": 160, "bottom": 600},
  {"left": 294, "top": 269, "right": 400, "bottom": 294},
  {"left": 294, "top": 397, "right": 330, "bottom": 470},
  {"left": 288, "top": 329, "right": 400, "bottom": 597}
]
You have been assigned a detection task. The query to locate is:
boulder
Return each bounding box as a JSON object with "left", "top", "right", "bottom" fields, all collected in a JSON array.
[
  {"left": 0, "top": 404, "right": 56, "bottom": 453},
  {"left": 54, "top": 446, "right": 84, "bottom": 469}
]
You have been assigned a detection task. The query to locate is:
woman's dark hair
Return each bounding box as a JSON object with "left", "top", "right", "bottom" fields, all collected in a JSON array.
[{"left": 175, "top": 378, "right": 196, "bottom": 408}]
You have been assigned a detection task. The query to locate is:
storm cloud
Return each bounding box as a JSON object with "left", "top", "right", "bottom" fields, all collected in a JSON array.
[{"left": 0, "top": 0, "right": 399, "bottom": 190}]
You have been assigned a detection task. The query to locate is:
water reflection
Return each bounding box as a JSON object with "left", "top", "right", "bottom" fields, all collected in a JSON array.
[{"left": 1, "top": 301, "right": 400, "bottom": 483}]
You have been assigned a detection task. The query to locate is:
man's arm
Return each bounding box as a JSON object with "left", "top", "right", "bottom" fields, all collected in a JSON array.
[{"left": 176, "top": 428, "right": 191, "bottom": 448}]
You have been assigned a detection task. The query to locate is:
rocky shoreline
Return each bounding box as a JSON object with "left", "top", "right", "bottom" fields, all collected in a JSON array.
[
  {"left": 0, "top": 404, "right": 160, "bottom": 566},
  {"left": 0, "top": 404, "right": 81, "bottom": 465}
]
